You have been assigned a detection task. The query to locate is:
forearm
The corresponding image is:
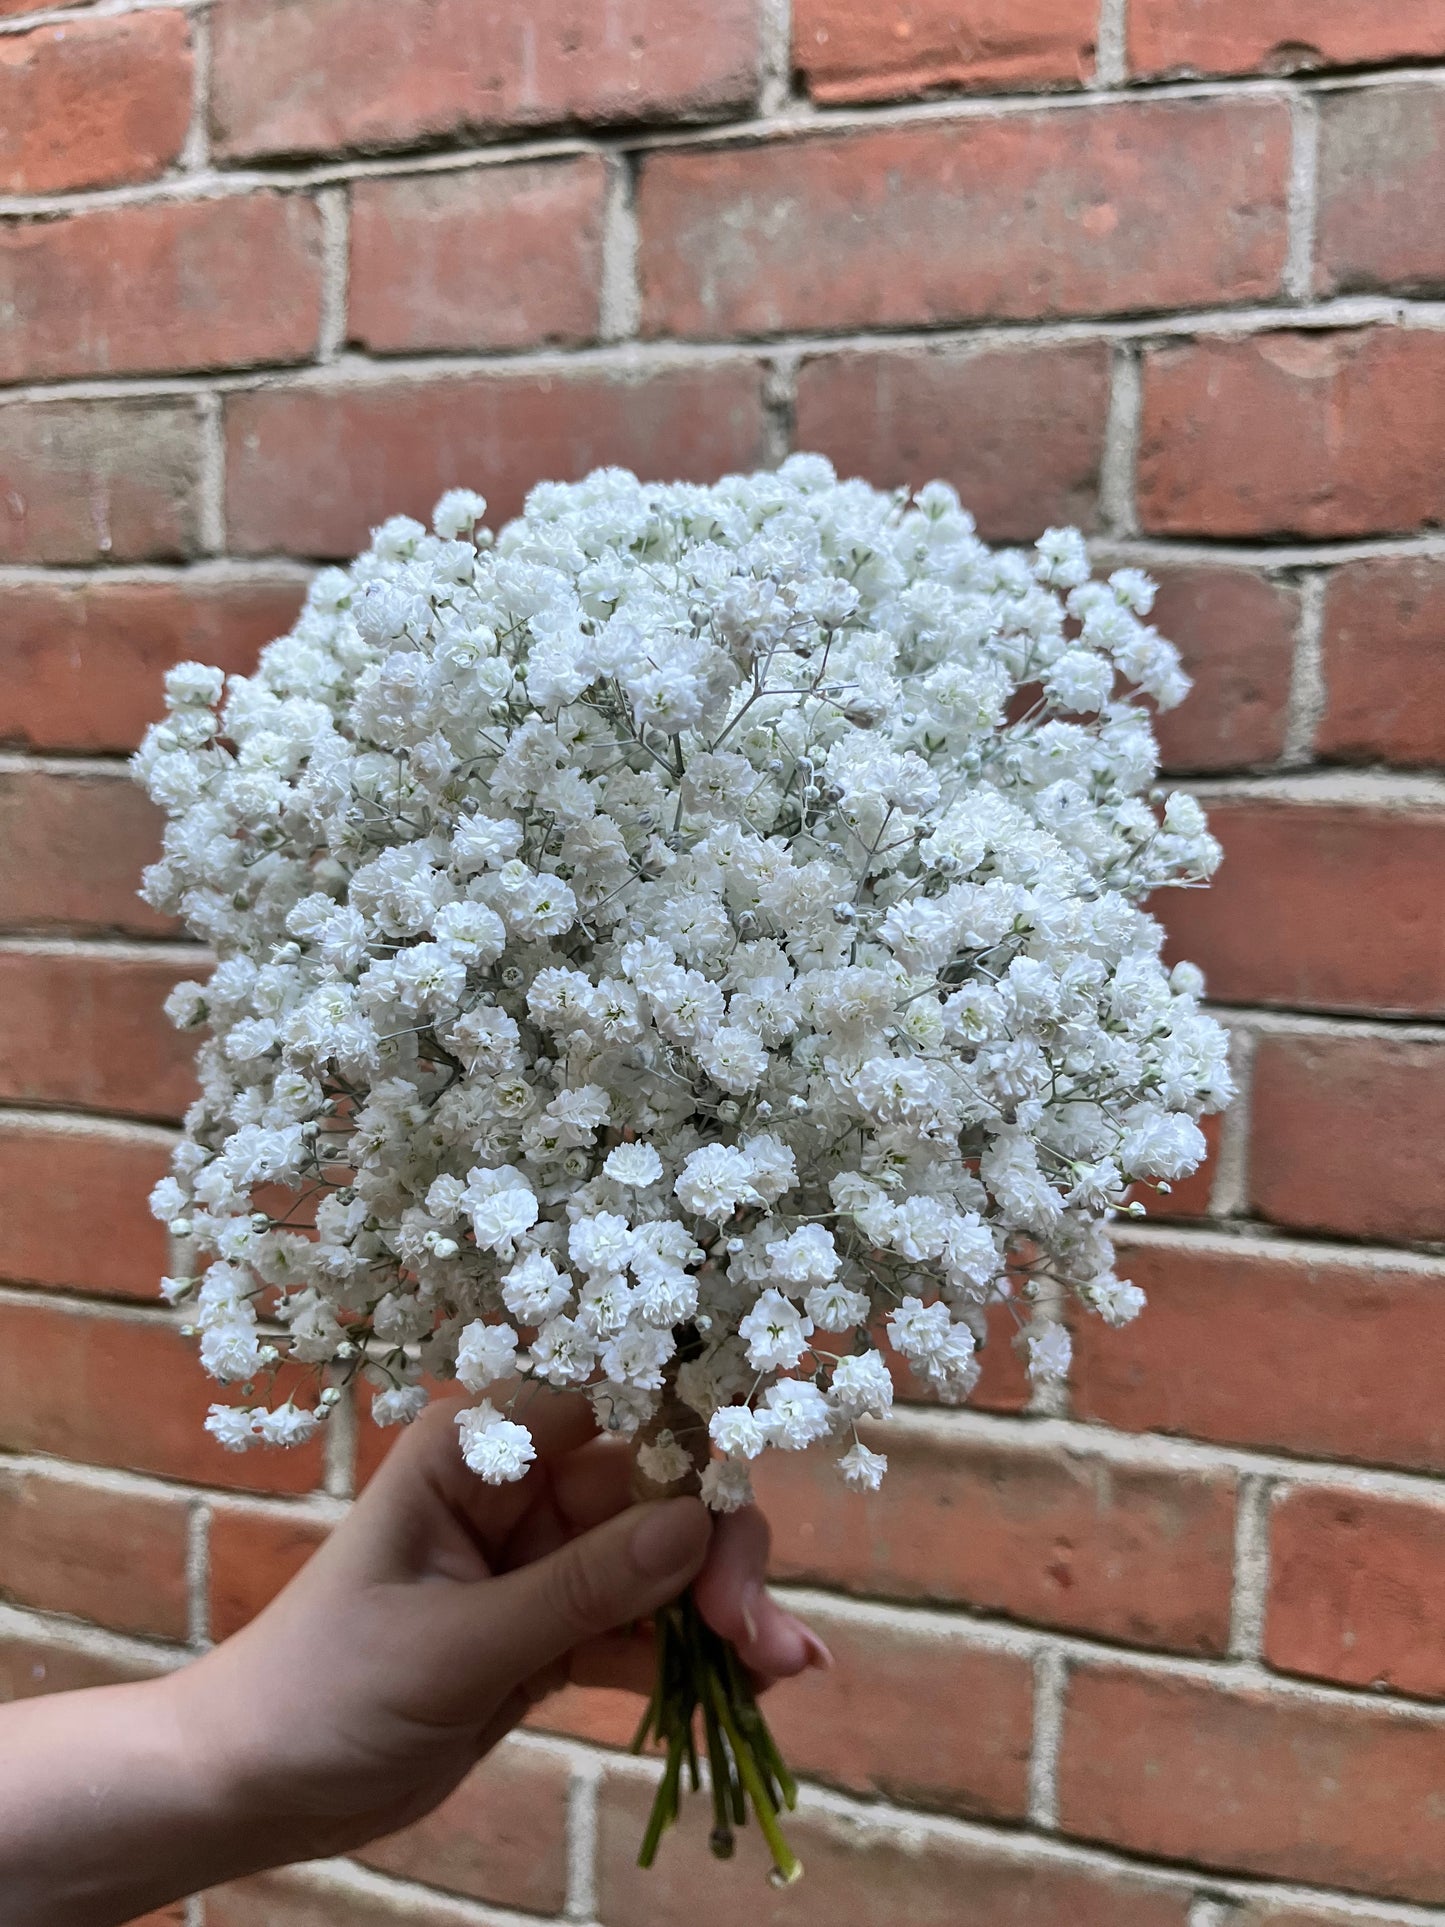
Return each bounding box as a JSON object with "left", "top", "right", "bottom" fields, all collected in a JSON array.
[{"left": 0, "top": 1671, "right": 271, "bottom": 1927}]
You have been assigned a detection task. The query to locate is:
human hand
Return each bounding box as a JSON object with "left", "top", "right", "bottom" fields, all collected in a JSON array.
[{"left": 177, "top": 1391, "right": 829, "bottom": 1868}]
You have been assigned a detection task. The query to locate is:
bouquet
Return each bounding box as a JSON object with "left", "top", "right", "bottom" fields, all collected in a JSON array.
[{"left": 135, "top": 456, "right": 1231, "bottom": 1881}]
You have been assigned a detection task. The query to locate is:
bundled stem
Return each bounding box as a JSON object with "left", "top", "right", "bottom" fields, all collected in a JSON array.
[
  {"left": 631, "top": 1589, "right": 801, "bottom": 1884},
  {"left": 628, "top": 1344, "right": 802, "bottom": 1884}
]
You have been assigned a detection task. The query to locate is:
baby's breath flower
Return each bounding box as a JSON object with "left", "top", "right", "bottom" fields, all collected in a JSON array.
[{"left": 136, "top": 458, "right": 1229, "bottom": 1499}]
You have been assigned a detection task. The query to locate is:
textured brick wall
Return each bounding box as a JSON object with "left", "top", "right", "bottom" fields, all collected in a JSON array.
[{"left": 3, "top": 3, "right": 1445, "bottom": 1923}]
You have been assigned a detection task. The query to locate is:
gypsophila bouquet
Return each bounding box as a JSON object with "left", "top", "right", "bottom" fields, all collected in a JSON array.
[{"left": 135, "top": 456, "right": 1231, "bottom": 1879}]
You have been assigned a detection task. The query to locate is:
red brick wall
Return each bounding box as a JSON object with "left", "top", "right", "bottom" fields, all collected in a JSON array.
[{"left": 3, "top": 5, "right": 1444, "bottom": 1923}]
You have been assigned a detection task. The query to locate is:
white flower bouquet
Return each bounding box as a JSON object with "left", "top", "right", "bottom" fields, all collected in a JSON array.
[{"left": 136, "top": 456, "right": 1231, "bottom": 1880}]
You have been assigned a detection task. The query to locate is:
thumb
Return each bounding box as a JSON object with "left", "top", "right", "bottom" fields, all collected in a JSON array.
[{"left": 465, "top": 1496, "right": 711, "bottom": 1692}]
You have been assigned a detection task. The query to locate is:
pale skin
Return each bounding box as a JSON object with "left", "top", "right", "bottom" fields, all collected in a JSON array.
[{"left": 0, "top": 1394, "right": 829, "bottom": 1927}]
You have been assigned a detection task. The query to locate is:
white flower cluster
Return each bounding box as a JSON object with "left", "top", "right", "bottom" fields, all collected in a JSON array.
[{"left": 136, "top": 458, "right": 1230, "bottom": 1506}]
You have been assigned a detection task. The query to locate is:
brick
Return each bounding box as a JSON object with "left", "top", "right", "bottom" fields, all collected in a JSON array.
[
  {"left": 0, "top": 770, "right": 170, "bottom": 937},
  {"left": 596, "top": 1769, "right": 1193, "bottom": 1927},
  {"left": 349, "top": 156, "right": 608, "bottom": 355},
  {"left": 0, "top": 193, "right": 322, "bottom": 384},
  {"left": 0, "top": 576, "right": 306, "bottom": 754},
  {"left": 793, "top": 342, "right": 1111, "bottom": 543},
  {"left": 1250, "top": 1032, "right": 1445, "bottom": 1244},
  {"left": 207, "top": 1504, "right": 329, "bottom": 1641},
  {"left": 1158, "top": 797, "right": 1445, "bottom": 1018},
  {"left": 637, "top": 101, "right": 1290, "bottom": 340},
  {"left": 0, "top": 1116, "right": 172, "bottom": 1299},
  {"left": 206, "top": 1867, "right": 479, "bottom": 1927},
  {"left": 1130, "top": 0, "right": 1445, "bottom": 78},
  {"left": 225, "top": 363, "right": 768, "bottom": 560},
  {"left": 357, "top": 1742, "right": 571, "bottom": 1913},
  {"left": 758, "top": 1602, "right": 1032, "bottom": 1819},
  {"left": 0, "top": 1624, "right": 160, "bottom": 1703},
  {"left": 0, "top": 948, "right": 196, "bottom": 1120},
  {"left": 0, "top": 12, "right": 192, "bottom": 195},
  {"left": 0, "top": 1296, "right": 324, "bottom": 1493},
  {"left": 1319, "top": 557, "right": 1445, "bottom": 771},
  {"left": 1073, "top": 1235, "right": 1445, "bottom": 1474},
  {"left": 1148, "top": 567, "right": 1297, "bottom": 774},
  {"left": 211, "top": 0, "right": 761, "bottom": 161},
  {"left": 753, "top": 1423, "right": 1236, "bottom": 1654},
  {"left": 1267, "top": 1485, "right": 1445, "bottom": 1699},
  {"left": 0, "top": 1463, "right": 190, "bottom": 1639},
  {"left": 125, "top": 1909, "right": 187, "bottom": 1927},
  {"left": 0, "top": 399, "right": 203, "bottom": 565},
  {"left": 794, "top": 0, "right": 1096, "bottom": 103},
  {"left": 1059, "top": 1663, "right": 1445, "bottom": 1902},
  {"left": 1139, "top": 329, "right": 1445, "bottom": 541},
  {"left": 1317, "top": 85, "right": 1445, "bottom": 298}
]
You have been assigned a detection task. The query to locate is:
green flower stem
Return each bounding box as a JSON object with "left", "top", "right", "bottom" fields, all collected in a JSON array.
[{"left": 631, "top": 1589, "right": 802, "bottom": 1884}]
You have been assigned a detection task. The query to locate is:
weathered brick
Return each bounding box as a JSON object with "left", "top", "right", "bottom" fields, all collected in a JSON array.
[
  {"left": 1130, "top": 0, "right": 1445, "bottom": 78},
  {"left": 1249, "top": 1031, "right": 1445, "bottom": 1244},
  {"left": 0, "top": 192, "right": 323, "bottom": 384},
  {"left": 1059, "top": 1663, "right": 1445, "bottom": 1902},
  {"left": 0, "top": 947, "right": 196, "bottom": 1120},
  {"left": 1317, "top": 85, "right": 1445, "bottom": 298},
  {"left": 0, "top": 770, "right": 170, "bottom": 937},
  {"left": 1158, "top": 797, "right": 1445, "bottom": 1017},
  {"left": 357, "top": 1742, "right": 572, "bottom": 1913},
  {"left": 207, "top": 1503, "right": 329, "bottom": 1641},
  {"left": 596, "top": 1769, "right": 1194, "bottom": 1927},
  {"left": 0, "top": 399, "right": 203, "bottom": 565},
  {"left": 0, "top": 1463, "right": 191, "bottom": 1640},
  {"left": 349, "top": 156, "right": 608, "bottom": 355},
  {"left": 1267, "top": 1484, "right": 1445, "bottom": 1699},
  {"left": 1148, "top": 567, "right": 1297, "bottom": 773},
  {"left": 1319, "top": 557, "right": 1445, "bottom": 771},
  {"left": 0, "top": 1296, "right": 324, "bottom": 1493},
  {"left": 225, "top": 363, "right": 768, "bottom": 559},
  {"left": 794, "top": 0, "right": 1097, "bottom": 103},
  {"left": 1073, "top": 1235, "right": 1445, "bottom": 1473},
  {"left": 758, "top": 1602, "right": 1033, "bottom": 1819},
  {"left": 753, "top": 1422, "right": 1236, "bottom": 1654},
  {"left": 0, "top": 1624, "right": 160, "bottom": 1703},
  {"left": 205, "top": 1866, "right": 482, "bottom": 1927},
  {"left": 792, "top": 342, "right": 1111, "bottom": 542},
  {"left": 0, "top": 12, "right": 192, "bottom": 195},
  {"left": 638, "top": 101, "right": 1290, "bottom": 339},
  {"left": 1138, "top": 329, "right": 1445, "bottom": 540},
  {"left": 0, "top": 1115, "right": 173, "bottom": 1298},
  {"left": 211, "top": 0, "right": 762, "bottom": 161},
  {"left": 1, "top": 576, "right": 306, "bottom": 754}
]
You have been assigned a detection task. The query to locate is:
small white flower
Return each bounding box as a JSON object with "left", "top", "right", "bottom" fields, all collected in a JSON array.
[
  {"left": 604, "top": 1142, "right": 664, "bottom": 1188},
  {"left": 739, "top": 1288, "right": 814, "bottom": 1372},
  {"left": 709, "top": 1404, "right": 770, "bottom": 1460},
  {"left": 372, "top": 1384, "right": 430, "bottom": 1426},
  {"left": 455, "top": 1320, "right": 519, "bottom": 1392},
  {"left": 759, "top": 1378, "right": 832, "bottom": 1449},
  {"left": 455, "top": 1401, "right": 536, "bottom": 1483},
  {"left": 700, "top": 1459, "right": 754, "bottom": 1513},
  {"left": 839, "top": 1440, "right": 887, "bottom": 1491},
  {"left": 205, "top": 1404, "right": 260, "bottom": 1453}
]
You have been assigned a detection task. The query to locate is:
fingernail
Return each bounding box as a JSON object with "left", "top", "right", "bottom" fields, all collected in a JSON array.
[
  {"left": 630, "top": 1498, "right": 707, "bottom": 1579},
  {"left": 740, "top": 1580, "right": 761, "bottom": 1647},
  {"left": 802, "top": 1628, "right": 835, "bottom": 1672}
]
